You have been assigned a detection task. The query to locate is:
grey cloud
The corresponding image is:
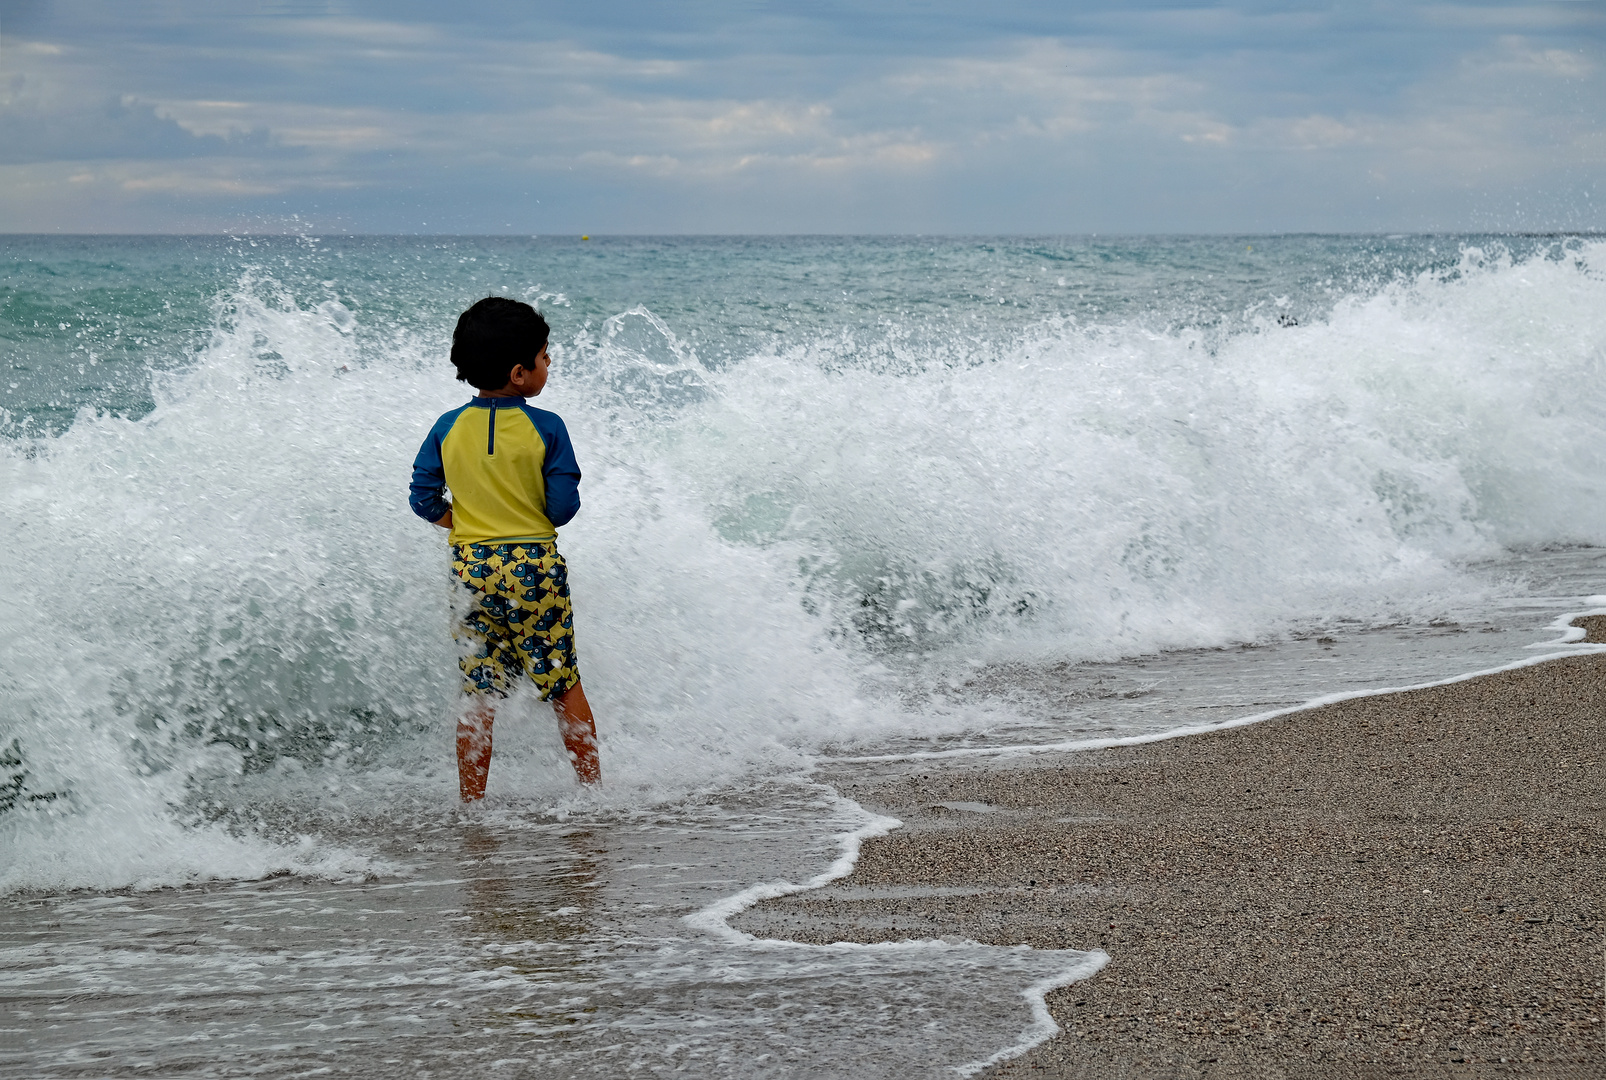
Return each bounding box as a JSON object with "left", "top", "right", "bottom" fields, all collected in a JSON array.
[{"left": 0, "top": 94, "right": 284, "bottom": 165}]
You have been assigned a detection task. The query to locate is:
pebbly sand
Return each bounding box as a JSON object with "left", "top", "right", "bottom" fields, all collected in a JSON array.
[{"left": 733, "top": 622, "right": 1605, "bottom": 1078}]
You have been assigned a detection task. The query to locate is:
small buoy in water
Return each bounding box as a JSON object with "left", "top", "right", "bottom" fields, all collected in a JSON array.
[{"left": 581, "top": 235, "right": 590, "bottom": 240}]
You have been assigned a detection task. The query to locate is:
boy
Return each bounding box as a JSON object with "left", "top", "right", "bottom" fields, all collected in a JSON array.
[{"left": 409, "top": 297, "right": 601, "bottom": 799}]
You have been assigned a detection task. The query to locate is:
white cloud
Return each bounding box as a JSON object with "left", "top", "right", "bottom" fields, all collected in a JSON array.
[
  {"left": 537, "top": 94, "right": 939, "bottom": 178},
  {"left": 887, "top": 41, "right": 1195, "bottom": 140},
  {"left": 1283, "top": 116, "right": 1364, "bottom": 149},
  {"left": 1476, "top": 36, "right": 1595, "bottom": 78},
  {"left": 117, "top": 171, "right": 287, "bottom": 196},
  {"left": 539, "top": 48, "right": 692, "bottom": 81},
  {"left": 152, "top": 99, "right": 402, "bottom": 150},
  {"left": 265, "top": 16, "right": 444, "bottom": 48}
]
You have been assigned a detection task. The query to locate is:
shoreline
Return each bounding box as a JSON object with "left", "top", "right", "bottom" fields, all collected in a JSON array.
[{"left": 733, "top": 623, "right": 1606, "bottom": 1076}]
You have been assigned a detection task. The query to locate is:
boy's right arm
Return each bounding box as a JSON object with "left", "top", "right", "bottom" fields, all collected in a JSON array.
[{"left": 409, "top": 423, "right": 454, "bottom": 526}]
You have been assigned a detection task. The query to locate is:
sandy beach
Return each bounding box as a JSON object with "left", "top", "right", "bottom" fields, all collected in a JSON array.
[{"left": 734, "top": 625, "right": 1605, "bottom": 1077}]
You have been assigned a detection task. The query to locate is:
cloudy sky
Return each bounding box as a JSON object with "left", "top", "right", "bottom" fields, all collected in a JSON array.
[{"left": 1, "top": 0, "right": 1601, "bottom": 233}]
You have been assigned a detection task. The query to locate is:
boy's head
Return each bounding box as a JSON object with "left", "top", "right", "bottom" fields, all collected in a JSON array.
[{"left": 451, "top": 297, "right": 551, "bottom": 391}]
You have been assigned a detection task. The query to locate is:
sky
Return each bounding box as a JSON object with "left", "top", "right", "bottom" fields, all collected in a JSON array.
[{"left": 0, "top": 0, "right": 1602, "bottom": 234}]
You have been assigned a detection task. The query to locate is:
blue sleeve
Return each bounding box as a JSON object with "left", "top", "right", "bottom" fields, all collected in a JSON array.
[
  {"left": 409, "top": 411, "right": 458, "bottom": 523},
  {"left": 530, "top": 408, "right": 582, "bottom": 527}
]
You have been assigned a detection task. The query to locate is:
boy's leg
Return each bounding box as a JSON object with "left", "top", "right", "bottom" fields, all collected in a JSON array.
[
  {"left": 450, "top": 542, "right": 519, "bottom": 804},
  {"left": 457, "top": 697, "right": 496, "bottom": 802},
  {"left": 553, "top": 681, "right": 600, "bottom": 785}
]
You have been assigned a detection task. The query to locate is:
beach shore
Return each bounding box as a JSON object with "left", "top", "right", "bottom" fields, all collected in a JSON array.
[{"left": 734, "top": 626, "right": 1605, "bottom": 1077}]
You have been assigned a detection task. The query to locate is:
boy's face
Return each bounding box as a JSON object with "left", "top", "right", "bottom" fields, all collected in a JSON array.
[{"left": 506, "top": 343, "right": 550, "bottom": 397}]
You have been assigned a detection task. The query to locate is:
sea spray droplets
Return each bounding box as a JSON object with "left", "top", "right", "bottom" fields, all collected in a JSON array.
[{"left": 3, "top": 237, "right": 1605, "bottom": 889}]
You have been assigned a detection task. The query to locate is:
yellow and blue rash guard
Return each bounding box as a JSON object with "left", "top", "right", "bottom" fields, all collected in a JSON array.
[{"left": 408, "top": 396, "right": 581, "bottom": 545}]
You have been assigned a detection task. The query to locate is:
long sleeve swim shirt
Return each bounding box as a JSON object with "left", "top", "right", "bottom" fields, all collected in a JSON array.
[{"left": 409, "top": 396, "right": 581, "bottom": 545}]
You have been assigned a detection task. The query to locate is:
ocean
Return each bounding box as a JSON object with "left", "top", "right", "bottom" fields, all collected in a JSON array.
[{"left": 3, "top": 233, "right": 1604, "bottom": 1076}]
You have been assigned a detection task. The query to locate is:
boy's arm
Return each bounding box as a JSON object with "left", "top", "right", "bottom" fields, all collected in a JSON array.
[
  {"left": 409, "top": 421, "right": 454, "bottom": 527},
  {"left": 540, "top": 414, "right": 582, "bottom": 527}
]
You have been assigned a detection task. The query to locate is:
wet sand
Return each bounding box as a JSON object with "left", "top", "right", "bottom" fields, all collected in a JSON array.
[{"left": 734, "top": 625, "right": 1605, "bottom": 1078}]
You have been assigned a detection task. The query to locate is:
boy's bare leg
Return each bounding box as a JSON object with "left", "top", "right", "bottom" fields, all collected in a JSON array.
[
  {"left": 553, "top": 681, "right": 601, "bottom": 785},
  {"left": 456, "top": 698, "right": 496, "bottom": 802}
]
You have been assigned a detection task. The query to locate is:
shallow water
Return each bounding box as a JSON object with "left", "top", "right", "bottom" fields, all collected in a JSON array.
[
  {"left": 4, "top": 234, "right": 1606, "bottom": 1074},
  {"left": 3, "top": 782, "right": 1105, "bottom": 1078}
]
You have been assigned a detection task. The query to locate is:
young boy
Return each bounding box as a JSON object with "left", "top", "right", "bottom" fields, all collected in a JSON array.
[{"left": 409, "top": 297, "right": 601, "bottom": 799}]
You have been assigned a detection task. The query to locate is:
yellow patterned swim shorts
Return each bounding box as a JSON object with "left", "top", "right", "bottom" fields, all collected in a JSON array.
[{"left": 450, "top": 541, "right": 579, "bottom": 700}]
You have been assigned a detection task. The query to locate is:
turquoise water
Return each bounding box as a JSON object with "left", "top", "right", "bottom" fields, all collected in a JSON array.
[{"left": 3, "top": 233, "right": 1606, "bottom": 1076}]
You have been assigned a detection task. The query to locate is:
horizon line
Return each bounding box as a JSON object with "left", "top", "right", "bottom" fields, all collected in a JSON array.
[{"left": 3, "top": 230, "right": 1603, "bottom": 240}]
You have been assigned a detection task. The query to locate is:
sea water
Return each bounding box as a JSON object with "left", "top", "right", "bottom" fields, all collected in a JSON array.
[{"left": 3, "top": 234, "right": 1605, "bottom": 1076}]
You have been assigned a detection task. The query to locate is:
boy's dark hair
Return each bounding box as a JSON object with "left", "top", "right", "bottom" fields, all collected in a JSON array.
[{"left": 451, "top": 297, "right": 551, "bottom": 391}]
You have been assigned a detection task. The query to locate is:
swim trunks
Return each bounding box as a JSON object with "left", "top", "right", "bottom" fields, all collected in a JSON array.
[{"left": 450, "top": 541, "right": 579, "bottom": 700}]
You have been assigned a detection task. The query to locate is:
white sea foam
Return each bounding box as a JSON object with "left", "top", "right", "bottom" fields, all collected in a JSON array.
[
  {"left": 2, "top": 240, "right": 1605, "bottom": 891},
  {"left": 642, "top": 241, "right": 1606, "bottom": 669}
]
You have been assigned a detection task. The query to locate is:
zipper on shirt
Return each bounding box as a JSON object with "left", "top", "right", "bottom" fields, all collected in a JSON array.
[{"left": 487, "top": 399, "right": 497, "bottom": 455}]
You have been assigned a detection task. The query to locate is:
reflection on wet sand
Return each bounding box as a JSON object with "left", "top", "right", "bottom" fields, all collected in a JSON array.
[
  {"left": 455, "top": 822, "right": 607, "bottom": 1034},
  {"left": 460, "top": 825, "right": 599, "bottom": 949}
]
